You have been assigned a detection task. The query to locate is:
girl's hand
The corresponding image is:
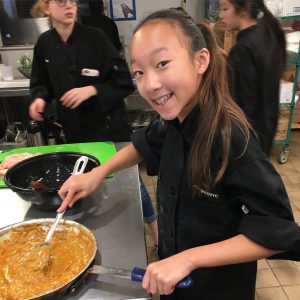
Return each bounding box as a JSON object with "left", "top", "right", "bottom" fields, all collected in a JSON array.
[
  {"left": 57, "top": 170, "right": 102, "bottom": 212},
  {"left": 29, "top": 98, "right": 46, "bottom": 121},
  {"left": 60, "top": 86, "right": 97, "bottom": 109},
  {"left": 142, "top": 251, "right": 193, "bottom": 295}
]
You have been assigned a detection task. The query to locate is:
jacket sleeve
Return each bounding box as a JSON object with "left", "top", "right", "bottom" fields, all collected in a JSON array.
[
  {"left": 91, "top": 31, "right": 134, "bottom": 114},
  {"left": 224, "top": 136, "right": 300, "bottom": 260},
  {"left": 30, "top": 40, "right": 55, "bottom": 103}
]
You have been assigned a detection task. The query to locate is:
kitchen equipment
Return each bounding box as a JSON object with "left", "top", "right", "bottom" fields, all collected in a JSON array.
[
  {"left": 43, "top": 115, "right": 58, "bottom": 145},
  {"left": 4, "top": 152, "right": 99, "bottom": 210},
  {"left": 0, "top": 0, "right": 50, "bottom": 46},
  {"left": 88, "top": 265, "right": 193, "bottom": 288},
  {"left": 0, "top": 218, "right": 192, "bottom": 300},
  {"left": 27, "top": 120, "right": 45, "bottom": 146},
  {"left": 30, "top": 156, "right": 89, "bottom": 271},
  {"left": 17, "top": 66, "right": 31, "bottom": 78},
  {"left": 0, "top": 142, "right": 116, "bottom": 188},
  {"left": 0, "top": 65, "right": 13, "bottom": 80},
  {"left": 0, "top": 218, "right": 97, "bottom": 300},
  {"left": 0, "top": 122, "right": 28, "bottom": 150}
]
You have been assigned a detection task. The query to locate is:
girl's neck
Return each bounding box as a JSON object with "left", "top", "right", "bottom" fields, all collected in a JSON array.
[
  {"left": 238, "top": 18, "right": 257, "bottom": 31},
  {"left": 54, "top": 22, "right": 75, "bottom": 43}
]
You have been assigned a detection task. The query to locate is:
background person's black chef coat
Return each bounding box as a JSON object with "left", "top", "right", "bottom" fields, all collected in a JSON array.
[
  {"left": 30, "top": 23, "right": 134, "bottom": 143},
  {"left": 131, "top": 108, "right": 300, "bottom": 300},
  {"left": 228, "top": 25, "right": 284, "bottom": 156},
  {"left": 81, "top": 14, "right": 122, "bottom": 51}
]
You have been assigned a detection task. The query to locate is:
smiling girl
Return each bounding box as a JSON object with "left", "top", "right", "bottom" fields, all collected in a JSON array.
[{"left": 58, "top": 9, "right": 300, "bottom": 300}]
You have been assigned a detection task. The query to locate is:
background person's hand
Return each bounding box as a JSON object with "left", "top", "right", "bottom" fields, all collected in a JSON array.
[
  {"left": 60, "top": 86, "right": 97, "bottom": 109},
  {"left": 29, "top": 98, "right": 46, "bottom": 121}
]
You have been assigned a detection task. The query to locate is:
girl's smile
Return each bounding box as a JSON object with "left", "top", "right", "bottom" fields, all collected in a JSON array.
[{"left": 153, "top": 92, "right": 173, "bottom": 106}]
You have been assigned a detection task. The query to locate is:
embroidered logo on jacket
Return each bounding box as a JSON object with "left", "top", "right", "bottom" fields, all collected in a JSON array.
[
  {"left": 193, "top": 185, "right": 219, "bottom": 198},
  {"left": 200, "top": 189, "right": 219, "bottom": 198},
  {"left": 241, "top": 205, "right": 250, "bottom": 214}
]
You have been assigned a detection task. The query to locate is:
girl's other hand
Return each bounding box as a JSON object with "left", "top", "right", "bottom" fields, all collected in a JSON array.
[
  {"left": 57, "top": 171, "right": 100, "bottom": 212},
  {"left": 60, "top": 86, "right": 97, "bottom": 109},
  {"left": 29, "top": 98, "right": 46, "bottom": 121},
  {"left": 142, "top": 251, "right": 193, "bottom": 295}
]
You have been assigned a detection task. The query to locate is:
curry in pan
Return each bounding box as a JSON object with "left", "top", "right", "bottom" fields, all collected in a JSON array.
[{"left": 0, "top": 222, "right": 96, "bottom": 300}]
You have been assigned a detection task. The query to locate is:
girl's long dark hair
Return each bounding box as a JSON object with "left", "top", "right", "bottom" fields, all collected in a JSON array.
[
  {"left": 133, "top": 9, "right": 251, "bottom": 191},
  {"left": 229, "top": 0, "right": 286, "bottom": 73}
]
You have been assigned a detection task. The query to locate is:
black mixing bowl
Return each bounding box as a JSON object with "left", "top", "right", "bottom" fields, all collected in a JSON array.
[{"left": 4, "top": 152, "right": 100, "bottom": 210}]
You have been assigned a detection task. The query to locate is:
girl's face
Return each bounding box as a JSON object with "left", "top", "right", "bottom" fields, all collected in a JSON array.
[
  {"left": 44, "top": 0, "right": 77, "bottom": 26},
  {"left": 130, "top": 22, "right": 208, "bottom": 123},
  {"left": 219, "top": 0, "right": 242, "bottom": 31}
]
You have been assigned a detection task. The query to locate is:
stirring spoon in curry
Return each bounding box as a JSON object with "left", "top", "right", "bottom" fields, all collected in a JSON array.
[{"left": 25, "top": 156, "right": 89, "bottom": 271}]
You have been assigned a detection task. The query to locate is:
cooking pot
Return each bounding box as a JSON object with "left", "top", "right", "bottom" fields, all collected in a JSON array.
[
  {"left": 0, "top": 218, "right": 97, "bottom": 300},
  {"left": 4, "top": 152, "right": 100, "bottom": 210},
  {"left": 0, "top": 219, "right": 193, "bottom": 300}
]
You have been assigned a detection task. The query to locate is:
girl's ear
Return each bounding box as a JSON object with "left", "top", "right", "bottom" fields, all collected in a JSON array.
[{"left": 194, "top": 48, "right": 210, "bottom": 75}]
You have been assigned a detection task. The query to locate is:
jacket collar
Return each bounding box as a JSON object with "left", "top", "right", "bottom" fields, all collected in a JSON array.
[
  {"left": 171, "top": 106, "right": 200, "bottom": 147},
  {"left": 53, "top": 22, "right": 80, "bottom": 45}
]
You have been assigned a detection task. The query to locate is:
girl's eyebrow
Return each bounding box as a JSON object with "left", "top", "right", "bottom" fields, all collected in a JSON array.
[{"left": 130, "top": 46, "right": 168, "bottom": 65}]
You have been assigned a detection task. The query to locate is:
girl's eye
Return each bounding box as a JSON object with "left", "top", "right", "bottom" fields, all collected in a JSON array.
[
  {"left": 132, "top": 70, "right": 143, "bottom": 78},
  {"left": 157, "top": 61, "right": 169, "bottom": 69}
]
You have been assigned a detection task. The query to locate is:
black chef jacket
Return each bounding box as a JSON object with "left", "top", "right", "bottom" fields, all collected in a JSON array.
[
  {"left": 81, "top": 15, "right": 122, "bottom": 51},
  {"left": 228, "top": 25, "right": 285, "bottom": 155},
  {"left": 30, "top": 23, "right": 134, "bottom": 143},
  {"left": 131, "top": 108, "right": 300, "bottom": 300}
]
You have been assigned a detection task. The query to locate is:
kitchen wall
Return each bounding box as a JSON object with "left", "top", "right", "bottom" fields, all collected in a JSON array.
[{"left": 0, "top": 0, "right": 205, "bottom": 78}]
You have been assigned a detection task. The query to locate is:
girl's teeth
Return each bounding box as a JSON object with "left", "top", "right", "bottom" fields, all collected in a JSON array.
[{"left": 155, "top": 94, "right": 170, "bottom": 105}]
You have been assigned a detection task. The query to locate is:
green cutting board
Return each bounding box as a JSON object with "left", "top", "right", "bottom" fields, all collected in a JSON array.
[{"left": 0, "top": 142, "right": 116, "bottom": 188}]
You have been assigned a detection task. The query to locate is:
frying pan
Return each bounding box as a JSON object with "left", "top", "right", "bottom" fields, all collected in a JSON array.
[{"left": 0, "top": 219, "right": 193, "bottom": 300}]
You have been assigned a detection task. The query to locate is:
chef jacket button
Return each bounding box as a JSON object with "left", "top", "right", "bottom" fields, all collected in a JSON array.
[
  {"left": 158, "top": 174, "right": 161, "bottom": 182},
  {"left": 113, "top": 65, "right": 119, "bottom": 70},
  {"left": 170, "top": 231, "right": 174, "bottom": 238},
  {"left": 170, "top": 186, "right": 176, "bottom": 196}
]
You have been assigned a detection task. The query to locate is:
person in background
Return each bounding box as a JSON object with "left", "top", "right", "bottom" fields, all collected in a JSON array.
[
  {"left": 219, "top": 0, "right": 286, "bottom": 156},
  {"left": 29, "top": 0, "right": 133, "bottom": 143},
  {"left": 81, "top": 0, "right": 122, "bottom": 51},
  {"left": 30, "top": 0, "right": 158, "bottom": 248},
  {"left": 57, "top": 9, "right": 300, "bottom": 300}
]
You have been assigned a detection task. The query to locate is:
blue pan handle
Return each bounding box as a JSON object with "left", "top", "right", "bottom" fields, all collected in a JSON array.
[{"left": 131, "top": 267, "right": 193, "bottom": 289}]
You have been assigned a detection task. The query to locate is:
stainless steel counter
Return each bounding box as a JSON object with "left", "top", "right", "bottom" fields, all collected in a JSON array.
[
  {"left": 0, "top": 87, "right": 29, "bottom": 97},
  {"left": 0, "top": 143, "right": 151, "bottom": 300},
  {"left": 0, "top": 80, "right": 30, "bottom": 97}
]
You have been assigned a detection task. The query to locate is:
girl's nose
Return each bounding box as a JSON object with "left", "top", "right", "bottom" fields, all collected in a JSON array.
[
  {"left": 65, "top": 0, "right": 74, "bottom": 7},
  {"left": 144, "top": 72, "right": 162, "bottom": 92}
]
